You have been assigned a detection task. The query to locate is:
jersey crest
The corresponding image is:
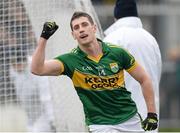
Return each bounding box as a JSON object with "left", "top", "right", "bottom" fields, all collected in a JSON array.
[{"left": 110, "top": 62, "right": 119, "bottom": 73}]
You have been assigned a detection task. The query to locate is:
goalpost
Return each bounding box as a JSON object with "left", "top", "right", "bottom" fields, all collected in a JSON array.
[{"left": 0, "top": 0, "right": 103, "bottom": 132}]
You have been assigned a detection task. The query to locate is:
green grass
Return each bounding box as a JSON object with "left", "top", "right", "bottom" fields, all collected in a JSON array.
[{"left": 159, "top": 128, "right": 180, "bottom": 132}]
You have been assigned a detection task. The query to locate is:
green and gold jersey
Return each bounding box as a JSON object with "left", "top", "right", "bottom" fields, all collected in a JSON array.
[{"left": 55, "top": 40, "right": 138, "bottom": 125}]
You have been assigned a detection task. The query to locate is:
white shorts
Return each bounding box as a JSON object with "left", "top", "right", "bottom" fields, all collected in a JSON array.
[{"left": 88, "top": 113, "right": 144, "bottom": 133}]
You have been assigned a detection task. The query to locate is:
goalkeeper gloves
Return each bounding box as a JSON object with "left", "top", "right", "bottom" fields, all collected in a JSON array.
[
  {"left": 142, "top": 112, "right": 158, "bottom": 131},
  {"left": 41, "top": 22, "right": 59, "bottom": 40}
]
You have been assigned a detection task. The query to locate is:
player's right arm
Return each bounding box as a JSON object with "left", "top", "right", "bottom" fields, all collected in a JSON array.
[{"left": 31, "top": 22, "right": 63, "bottom": 76}]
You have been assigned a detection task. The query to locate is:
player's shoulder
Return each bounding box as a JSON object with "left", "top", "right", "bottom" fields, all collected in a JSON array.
[
  {"left": 104, "top": 41, "right": 126, "bottom": 52},
  {"left": 103, "top": 41, "right": 131, "bottom": 57},
  {"left": 70, "top": 47, "right": 79, "bottom": 54}
]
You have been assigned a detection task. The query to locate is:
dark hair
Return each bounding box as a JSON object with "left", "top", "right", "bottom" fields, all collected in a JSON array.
[
  {"left": 70, "top": 11, "right": 94, "bottom": 31},
  {"left": 114, "top": 0, "right": 138, "bottom": 19}
]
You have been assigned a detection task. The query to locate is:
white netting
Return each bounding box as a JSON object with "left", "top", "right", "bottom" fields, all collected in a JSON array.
[{"left": 0, "top": 0, "right": 103, "bottom": 132}]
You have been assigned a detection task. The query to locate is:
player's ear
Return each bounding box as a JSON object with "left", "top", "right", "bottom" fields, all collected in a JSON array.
[
  {"left": 71, "top": 31, "right": 76, "bottom": 40},
  {"left": 93, "top": 24, "right": 97, "bottom": 33}
]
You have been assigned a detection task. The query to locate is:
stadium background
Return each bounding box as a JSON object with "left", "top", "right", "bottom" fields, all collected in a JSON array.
[{"left": 0, "top": 0, "right": 180, "bottom": 132}]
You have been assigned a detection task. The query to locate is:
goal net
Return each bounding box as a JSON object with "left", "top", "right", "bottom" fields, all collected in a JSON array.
[{"left": 0, "top": 0, "right": 103, "bottom": 132}]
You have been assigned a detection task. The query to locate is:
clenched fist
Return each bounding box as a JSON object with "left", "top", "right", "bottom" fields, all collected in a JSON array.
[{"left": 40, "top": 22, "right": 59, "bottom": 40}]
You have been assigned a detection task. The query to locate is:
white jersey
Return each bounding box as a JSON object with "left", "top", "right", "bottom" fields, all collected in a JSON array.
[
  {"left": 10, "top": 56, "right": 54, "bottom": 132},
  {"left": 104, "top": 17, "right": 162, "bottom": 120}
]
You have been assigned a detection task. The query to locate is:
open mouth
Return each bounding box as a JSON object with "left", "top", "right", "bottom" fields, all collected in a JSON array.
[{"left": 80, "top": 34, "right": 88, "bottom": 39}]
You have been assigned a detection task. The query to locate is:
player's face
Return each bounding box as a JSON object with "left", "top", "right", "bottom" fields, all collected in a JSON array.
[{"left": 71, "top": 16, "right": 97, "bottom": 46}]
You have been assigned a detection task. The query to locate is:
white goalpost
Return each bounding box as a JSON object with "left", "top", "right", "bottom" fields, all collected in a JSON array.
[{"left": 0, "top": 0, "right": 103, "bottom": 132}]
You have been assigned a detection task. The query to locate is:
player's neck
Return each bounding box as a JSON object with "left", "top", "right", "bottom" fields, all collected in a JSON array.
[{"left": 79, "top": 39, "right": 102, "bottom": 58}]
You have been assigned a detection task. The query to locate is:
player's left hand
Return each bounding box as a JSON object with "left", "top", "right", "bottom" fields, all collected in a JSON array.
[{"left": 142, "top": 112, "right": 158, "bottom": 131}]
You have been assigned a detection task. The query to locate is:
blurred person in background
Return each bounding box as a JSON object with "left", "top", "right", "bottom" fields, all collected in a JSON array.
[
  {"left": 0, "top": 25, "right": 17, "bottom": 104},
  {"left": 169, "top": 47, "right": 180, "bottom": 85},
  {"left": 103, "top": 0, "right": 162, "bottom": 131},
  {"left": 168, "top": 47, "right": 180, "bottom": 118},
  {"left": 0, "top": 0, "right": 36, "bottom": 104},
  {"left": 10, "top": 48, "right": 55, "bottom": 132}
]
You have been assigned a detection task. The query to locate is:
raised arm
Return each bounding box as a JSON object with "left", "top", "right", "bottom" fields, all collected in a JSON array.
[
  {"left": 31, "top": 22, "right": 63, "bottom": 76},
  {"left": 127, "top": 63, "right": 158, "bottom": 131}
]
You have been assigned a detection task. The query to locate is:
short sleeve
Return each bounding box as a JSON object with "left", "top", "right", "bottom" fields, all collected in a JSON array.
[
  {"left": 121, "top": 48, "right": 137, "bottom": 72},
  {"left": 54, "top": 54, "right": 72, "bottom": 77}
]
